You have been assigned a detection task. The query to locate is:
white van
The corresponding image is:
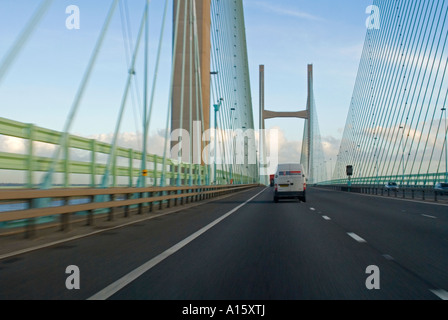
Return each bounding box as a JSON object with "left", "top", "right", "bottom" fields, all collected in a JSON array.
[{"left": 273, "top": 163, "right": 307, "bottom": 203}]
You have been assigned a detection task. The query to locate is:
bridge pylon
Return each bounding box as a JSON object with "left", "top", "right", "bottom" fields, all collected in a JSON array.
[{"left": 259, "top": 64, "right": 324, "bottom": 184}]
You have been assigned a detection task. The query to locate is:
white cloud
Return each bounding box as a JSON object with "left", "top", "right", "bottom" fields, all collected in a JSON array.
[
  {"left": 1, "top": 126, "right": 344, "bottom": 182},
  {"left": 249, "top": 1, "right": 324, "bottom": 22},
  {"left": 339, "top": 42, "right": 365, "bottom": 60},
  {"left": 0, "top": 135, "right": 26, "bottom": 154}
]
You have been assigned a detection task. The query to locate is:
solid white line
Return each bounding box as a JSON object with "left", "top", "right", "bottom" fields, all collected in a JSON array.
[
  {"left": 322, "top": 216, "right": 331, "bottom": 221},
  {"left": 430, "top": 289, "right": 448, "bottom": 300},
  {"left": 0, "top": 188, "right": 255, "bottom": 261},
  {"left": 88, "top": 188, "right": 267, "bottom": 300},
  {"left": 422, "top": 214, "right": 437, "bottom": 219},
  {"left": 347, "top": 232, "right": 367, "bottom": 243}
]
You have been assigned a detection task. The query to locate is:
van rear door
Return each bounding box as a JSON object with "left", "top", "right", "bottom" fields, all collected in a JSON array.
[
  {"left": 288, "top": 168, "right": 303, "bottom": 193},
  {"left": 276, "top": 167, "right": 291, "bottom": 192},
  {"left": 276, "top": 164, "right": 302, "bottom": 193}
]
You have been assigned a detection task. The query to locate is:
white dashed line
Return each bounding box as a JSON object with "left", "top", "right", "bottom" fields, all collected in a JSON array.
[
  {"left": 347, "top": 232, "right": 367, "bottom": 243},
  {"left": 422, "top": 214, "right": 437, "bottom": 219},
  {"left": 322, "top": 216, "right": 331, "bottom": 221},
  {"left": 430, "top": 289, "right": 448, "bottom": 300},
  {"left": 310, "top": 208, "right": 316, "bottom": 211},
  {"left": 382, "top": 254, "right": 394, "bottom": 261}
]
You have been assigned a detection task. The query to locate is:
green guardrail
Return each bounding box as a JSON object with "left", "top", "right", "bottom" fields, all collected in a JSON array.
[
  {"left": 0, "top": 117, "right": 255, "bottom": 188},
  {"left": 319, "top": 171, "right": 447, "bottom": 187}
]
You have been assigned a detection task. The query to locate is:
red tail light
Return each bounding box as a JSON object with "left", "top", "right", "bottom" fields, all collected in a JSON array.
[{"left": 303, "top": 184, "right": 307, "bottom": 191}]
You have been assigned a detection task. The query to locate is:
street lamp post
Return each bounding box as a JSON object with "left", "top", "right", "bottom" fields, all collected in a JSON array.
[
  {"left": 214, "top": 98, "right": 223, "bottom": 184},
  {"left": 399, "top": 126, "right": 405, "bottom": 187},
  {"left": 374, "top": 137, "right": 379, "bottom": 186},
  {"left": 443, "top": 107, "right": 447, "bottom": 183}
]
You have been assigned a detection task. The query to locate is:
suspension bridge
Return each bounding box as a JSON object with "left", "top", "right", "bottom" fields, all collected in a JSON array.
[{"left": 0, "top": 0, "right": 447, "bottom": 301}]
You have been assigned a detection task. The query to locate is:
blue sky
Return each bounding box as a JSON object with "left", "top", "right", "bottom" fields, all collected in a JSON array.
[
  {"left": 0, "top": 0, "right": 373, "bottom": 163},
  {"left": 244, "top": 0, "right": 372, "bottom": 160}
]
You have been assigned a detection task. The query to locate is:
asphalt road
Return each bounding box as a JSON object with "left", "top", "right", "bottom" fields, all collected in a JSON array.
[{"left": 0, "top": 187, "right": 447, "bottom": 300}]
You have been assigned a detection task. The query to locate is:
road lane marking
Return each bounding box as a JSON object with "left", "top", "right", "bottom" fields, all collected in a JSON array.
[
  {"left": 0, "top": 188, "right": 259, "bottom": 261},
  {"left": 382, "top": 254, "right": 394, "bottom": 261},
  {"left": 322, "top": 216, "right": 331, "bottom": 221},
  {"left": 430, "top": 289, "right": 448, "bottom": 300},
  {"left": 310, "top": 208, "right": 316, "bottom": 211},
  {"left": 347, "top": 232, "right": 367, "bottom": 243},
  {"left": 422, "top": 214, "right": 437, "bottom": 219},
  {"left": 88, "top": 188, "right": 267, "bottom": 300}
]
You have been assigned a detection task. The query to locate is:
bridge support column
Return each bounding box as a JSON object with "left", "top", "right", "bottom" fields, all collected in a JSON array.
[{"left": 172, "top": 0, "right": 211, "bottom": 172}]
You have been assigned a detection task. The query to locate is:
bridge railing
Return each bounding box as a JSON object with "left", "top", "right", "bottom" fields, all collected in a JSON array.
[
  {"left": 0, "top": 117, "right": 254, "bottom": 188},
  {"left": 0, "top": 184, "right": 260, "bottom": 238},
  {"left": 316, "top": 184, "right": 448, "bottom": 204},
  {"left": 320, "top": 172, "right": 447, "bottom": 187}
]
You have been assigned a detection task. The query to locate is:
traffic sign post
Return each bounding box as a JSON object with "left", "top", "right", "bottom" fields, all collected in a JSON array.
[{"left": 346, "top": 165, "right": 353, "bottom": 191}]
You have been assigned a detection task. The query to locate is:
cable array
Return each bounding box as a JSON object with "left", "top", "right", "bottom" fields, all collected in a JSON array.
[
  {"left": 209, "top": 0, "right": 257, "bottom": 184},
  {"left": 332, "top": 0, "right": 448, "bottom": 186},
  {"left": 300, "top": 67, "right": 328, "bottom": 184}
]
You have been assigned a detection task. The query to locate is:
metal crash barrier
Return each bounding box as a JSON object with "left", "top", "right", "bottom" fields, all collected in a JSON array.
[{"left": 0, "top": 184, "right": 259, "bottom": 238}]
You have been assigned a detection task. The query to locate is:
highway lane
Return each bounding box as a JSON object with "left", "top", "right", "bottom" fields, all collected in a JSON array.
[
  {"left": 107, "top": 188, "right": 443, "bottom": 300},
  {"left": 309, "top": 187, "right": 448, "bottom": 295},
  {"left": 0, "top": 186, "right": 446, "bottom": 300},
  {"left": 0, "top": 187, "right": 267, "bottom": 300}
]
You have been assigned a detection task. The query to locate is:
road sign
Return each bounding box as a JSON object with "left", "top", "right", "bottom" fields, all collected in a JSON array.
[{"left": 346, "top": 165, "right": 353, "bottom": 176}]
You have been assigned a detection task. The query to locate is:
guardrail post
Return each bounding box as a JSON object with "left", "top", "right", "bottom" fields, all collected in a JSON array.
[
  {"left": 167, "top": 191, "right": 171, "bottom": 208},
  {"left": 174, "top": 191, "right": 178, "bottom": 207},
  {"left": 108, "top": 194, "right": 115, "bottom": 221},
  {"left": 435, "top": 191, "right": 438, "bottom": 202},
  {"left": 159, "top": 191, "right": 163, "bottom": 210},
  {"left": 25, "top": 218, "right": 36, "bottom": 239},
  {"left": 402, "top": 189, "right": 405, "bottom": 199},
  {"left": 60, "top": 197, "right": 70, "bottom": 232},
  {"left": 422, "top": 190, "right": 425, "bottom": 200},
  {"left": 124, "top": 193, "right": 130, "bottom": 218},
  {"left": 412, "top": 189, "right": 415, "bottom": 199},
  {"left": 25, "top": 199, "right": 36, "bottom": 239},
  {"left": 149, "top": 192, "right": 153, "bottom": 212},
  {"left": 138, "top": 193, "right": 143, "bottom": 215},
  {"left": 87, "top": 196, "right": 94, "bottom": 226}
]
